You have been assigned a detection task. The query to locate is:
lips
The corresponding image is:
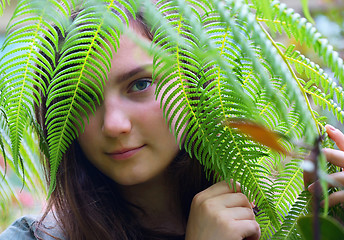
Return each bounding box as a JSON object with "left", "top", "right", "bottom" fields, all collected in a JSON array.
[{"left": 106, "top": 145, "right": 145, "bottom": 161}]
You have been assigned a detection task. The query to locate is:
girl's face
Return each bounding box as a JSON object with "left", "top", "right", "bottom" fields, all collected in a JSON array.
[{"left": 78, "top": 31, "right": 180, "bottom": 186}]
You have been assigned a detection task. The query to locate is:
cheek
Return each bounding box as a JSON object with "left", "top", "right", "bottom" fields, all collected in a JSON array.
[
  {"left": 135, "top": 100, "right": 167, "bottom": 125},
  {"left": 148, "top": 102, "right": 181, "bottom": 152},
  {"left": 78, "top": 116, "right": 101, "bottom": 149},
  {"left": 78, "top": 130, "right": 94, "bottom": 154},
  {"left": 136, "top": 100, "right": 178, "bottom": 143},
  {"left": 159, "top": 101, "right": 186, "bottom": 145},
  {"left": 156, "top": 82, "right": 186, "bottom": 143}
]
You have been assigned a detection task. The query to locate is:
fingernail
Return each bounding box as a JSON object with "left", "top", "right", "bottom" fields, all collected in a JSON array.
[
  {"left": 326, "top": 124, "right": 336, "bottom": 132},
  {"left": 307, "top": 183, "right": 314, "bottom": 193}
]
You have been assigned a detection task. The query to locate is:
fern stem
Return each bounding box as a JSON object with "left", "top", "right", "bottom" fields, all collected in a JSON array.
[
  {"left": 257, "top": 21, "right": 321, "bottom": 135},
  {"left": 256, "top": 17, "right": 289, "bottom": 27},
  {"left": 173, "top": 14, "right": 217, "bottom": 169},
  {"left": 217, "top": 29, "right": 230, "bottom": 117}
]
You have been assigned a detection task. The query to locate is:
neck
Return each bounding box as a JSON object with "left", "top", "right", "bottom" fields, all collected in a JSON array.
[{"left": 119, "top": 172, "right": 185, "bottom": 235}]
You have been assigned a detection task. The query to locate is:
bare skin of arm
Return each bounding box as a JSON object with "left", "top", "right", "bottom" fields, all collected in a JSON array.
[{"left": 185, "top": 181, "right": 260, "bottom": 240}]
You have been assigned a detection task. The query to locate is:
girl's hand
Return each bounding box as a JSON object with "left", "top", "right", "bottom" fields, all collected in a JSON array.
[
  {"left": 307, "top": 125, "right": 344, "bottom": 207},
  {"left": 185, "top": 181, "right": 260, "bottom": 240}
]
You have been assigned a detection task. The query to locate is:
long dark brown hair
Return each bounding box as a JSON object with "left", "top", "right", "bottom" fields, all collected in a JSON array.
[{"left": 34, "top": 4, "right": 213, "bottom": 240}]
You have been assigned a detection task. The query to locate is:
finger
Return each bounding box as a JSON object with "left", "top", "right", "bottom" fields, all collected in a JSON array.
[
  {"left": 198, "top": 180, "right": 241, "bottom": 200},
  {"left": 326, "top": 125, "right": 344, "bottom": 151},
  {"left": 231, "top": 220, "right": 260, "bottom": 240},
  {"left": 323, "top": 148, "right": 344, "bottom": 168},
  {"left": 321, "top": 191, "right": 344, "bottom": 208},
  {"left": 223, "top": 207, "right": 256, "bottom": 221},
  {"left": 211, "top": 192, "right": 252, "bottom": 209},
  {"left": 328, "top": 171, "right": 344, "bottom": 186},
  {"left": 308, "top": 172, "right": 344, "bottom": 193}
]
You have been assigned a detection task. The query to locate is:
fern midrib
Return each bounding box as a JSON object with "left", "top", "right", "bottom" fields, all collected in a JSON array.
[
  {"left": 176, "top": 16, "right": 194, "bottom": 119},
  {"left": 260, "top": 221, "right": 273, "bottom": 239},
  {"left": 173, "top": 14, "right": 228, "bottom": 174},
  {"left": 12, "top": 12, "right": 44, "bottom": 166},
  {"left": 216, "top": 29, "right": 229, "bottom": 116},
  {"left": 286, "top": 55, "right": 341, "bottom": 96},
  {"left": 281, "top": 197, "right": 311, "bottom": 240},
  {"left": 51, "top": 5, "right": 110, "bottom": 165},
  {"left": 256, "top": 17, "right": 290, "bottom": 28},
  {"left": 260, "top": 166, "right": 302, "bottom": 238},
  {"left": 244, "top": 156, "right": 280, "bottom": 227},
  {"left": 174, "top": 15, "right": 211, "bottom": 147},
  {"left": 242, "top": 68, "right": 253, "bottom": 86},
  {"left": 284, "top": 116, "right": 299, "bottom": 136},
  {"left": 215, "top": 28, "right": 250, "bottom": 177},
  {"left": 257, "top": 21, "right": 320, "bottom": 135},
  {"left": 275, "top": 168, "right": 302, "bottom": 208},
  {"left": 305, "top": 88, "right": 343, "bottom": 115}
]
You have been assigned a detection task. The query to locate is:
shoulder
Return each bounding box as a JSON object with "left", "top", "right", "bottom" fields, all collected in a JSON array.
[
  {"left": 0, "top": 214, "right": 65, "bottom": 240},
  {"left": 0, "top": 215, "right": 37, "bottom": 240}
]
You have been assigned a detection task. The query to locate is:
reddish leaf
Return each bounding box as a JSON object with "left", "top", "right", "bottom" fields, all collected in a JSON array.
[{"left": 224, "top": 118, "right": 290, "bottom": 156}]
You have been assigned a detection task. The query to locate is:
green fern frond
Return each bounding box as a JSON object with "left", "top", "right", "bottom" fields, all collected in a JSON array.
[
  {"left": 255, "top": 104, "right": 309, "bottom": 239},
  {"left": 261, "top": 159, "right": 305, "bottom": 239},
  {"left": 0, "top": 0, "right": 10, "bottom": 16},
  {"left": 150, "top": 0, "right": 309, "bottom": 230},
  {"left": 213, "top": 0, "right": 319, "bottom": 142},
  {"left": 278, "top": 110, "right": 306, "bottom": 140},
  {"left": 20, "top": 123, "right": 46, "bottom": 195},
  {"left": 45, "top": 0, "right": 135, "bottom": 194},
  {"left": 250, "top": 0, "right": 273, "bottom": 20},
  {"left": 256, "top": 0, "right": 344, "bottom": 87},
  {"left": 256, "top": 105, "right": 307, "bottom": 170},
  {"left": 306, "top": 84, "right": 344, "bottom": 123},
  {"left": 284, "top": 45, "right": 344, "bottom": 123},
  {"left": 256, "top": 107, "right": 319, "bottom": 240},
  {"left": 0, "top": 116, "right": 45, "bottom": 196},
  {"left": 150, "top": 3, "right": 274, "bottom": 222},
  {"left": 5, "top": 0, "right": 66, "bottom": 42},
  {"left": 271, "top": 191, "right": 311, "bottom": 240},
  {"left": 151, "top": 0, "right": 252, "bottom": 165},
  {"left": 0, "top": 0, "right": 66, "bottom": 173},
  {"left": 0, "top": 106, "right": 9, "bottom": 170}
]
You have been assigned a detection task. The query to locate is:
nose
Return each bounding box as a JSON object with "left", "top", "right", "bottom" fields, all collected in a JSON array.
[{"left": 101, "top": 100, "right": 132, "bottom": 137}]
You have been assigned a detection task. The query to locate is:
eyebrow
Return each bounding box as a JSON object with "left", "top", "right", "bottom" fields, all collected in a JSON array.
[{"left": 115, "top": 64, "right": 153, "bottom": 83}]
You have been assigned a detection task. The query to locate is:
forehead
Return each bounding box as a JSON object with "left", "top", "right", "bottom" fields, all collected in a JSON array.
[
  {"left": 110, "top": 28, "right": 153, "bottom": 73},
  {"left": 80, "top": 24, "right": 153, "bottom": 90},
  {"left": 114, "top": 35, "right": 150, "bottom": 60}
]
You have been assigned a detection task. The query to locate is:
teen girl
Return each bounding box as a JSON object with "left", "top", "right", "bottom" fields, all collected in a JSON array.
[{"left": 1, "top": 4, "right": 344, "bottom": 240}]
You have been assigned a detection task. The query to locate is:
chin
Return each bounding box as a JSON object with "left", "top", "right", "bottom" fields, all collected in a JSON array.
[{"left": 112, "top": 172, "right": 153, "bottom": 187}]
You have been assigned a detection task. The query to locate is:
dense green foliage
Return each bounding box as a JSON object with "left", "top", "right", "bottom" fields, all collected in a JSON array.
[{"left": 0, "top": 0, "right": 343, "bottom": 238}]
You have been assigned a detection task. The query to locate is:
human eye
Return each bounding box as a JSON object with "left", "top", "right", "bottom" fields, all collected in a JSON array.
[{"left": 128, "top": 78, "right": 153, "bottom": 93}]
